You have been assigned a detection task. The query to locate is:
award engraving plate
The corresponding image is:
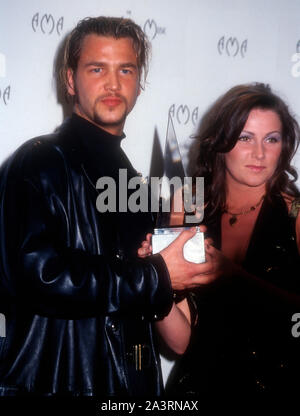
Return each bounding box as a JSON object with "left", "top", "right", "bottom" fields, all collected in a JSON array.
[{"left": 152, "top": 226, "right": 205, "bottom": 263}]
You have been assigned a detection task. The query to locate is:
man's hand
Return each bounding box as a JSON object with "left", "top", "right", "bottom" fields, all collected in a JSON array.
[
  {"left": 137, "top": 227, "right": 233, "bottom": 291},
  {"left": 159, "top": 227, "right": 229, "bottom": 290}
]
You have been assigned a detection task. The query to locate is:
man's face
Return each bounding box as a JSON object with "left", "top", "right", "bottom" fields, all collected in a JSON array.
[{"left": 67, "top": 34, "right": 141, "bottom": 135}]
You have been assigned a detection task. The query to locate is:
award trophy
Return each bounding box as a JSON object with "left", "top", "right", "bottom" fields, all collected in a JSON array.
[{"left": 151, "top": 116, "right": 205, "bottom": 263}]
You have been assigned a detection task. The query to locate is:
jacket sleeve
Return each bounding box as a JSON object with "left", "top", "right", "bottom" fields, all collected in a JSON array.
[{"left": 0, "top": 140, "right": 173, "bottom": 319}]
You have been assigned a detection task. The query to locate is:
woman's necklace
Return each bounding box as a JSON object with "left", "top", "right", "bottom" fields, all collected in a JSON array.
[{"left": 224, "top": 195, "right": 264, "bottom": 226}]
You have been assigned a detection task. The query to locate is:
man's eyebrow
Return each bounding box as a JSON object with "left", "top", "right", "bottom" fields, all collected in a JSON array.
[
  {"left": 83, "top": 61, "right": 138, "bottom": 68},
  {"left": 84, "top": 61, "right": 107, "bottom": 67},
  {"left": 119, "top": 62, "right": 138, "bottom": 68}
]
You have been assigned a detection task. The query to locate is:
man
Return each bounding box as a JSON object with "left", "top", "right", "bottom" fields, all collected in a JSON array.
[{"left": 0, "top": 16, "right": 208, "bottom": 397}]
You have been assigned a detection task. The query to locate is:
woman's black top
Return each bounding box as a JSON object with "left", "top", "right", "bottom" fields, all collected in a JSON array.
[{"left": 167, "top": 193, "right": 300, "bottom": 399}]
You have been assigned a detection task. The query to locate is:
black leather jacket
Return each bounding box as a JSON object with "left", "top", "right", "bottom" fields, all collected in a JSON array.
[{"left": 0, "top": 114, "right": 173, "bottom": 396}]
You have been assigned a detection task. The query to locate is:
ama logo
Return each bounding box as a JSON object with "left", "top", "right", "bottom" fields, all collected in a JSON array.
[
  {"left": 169, "top": 104, "right": 199, "bottom": 126},
  {"left": 0, "top": 53, "right": 10, "bottom": 105},
  {"left": 218, "top": 36, "right": 247, "bottom": 58},
  {"left": 143, "top": 19, "right": 166, "bottom": 41},
  {"left": 291, "top": 40, "right": 300, "bottom": 78},
  {"left": 32, "top": 13, "right": 64, "bottom": 35}
]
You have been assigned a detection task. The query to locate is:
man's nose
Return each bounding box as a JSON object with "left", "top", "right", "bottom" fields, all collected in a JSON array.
[{"left": 105, "top": 71, "right": 121, "bottom": 91}]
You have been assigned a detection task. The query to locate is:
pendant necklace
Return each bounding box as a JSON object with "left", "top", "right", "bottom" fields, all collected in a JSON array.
[{"left": 224, "top": 195, "right": 264, "bottom": 226}]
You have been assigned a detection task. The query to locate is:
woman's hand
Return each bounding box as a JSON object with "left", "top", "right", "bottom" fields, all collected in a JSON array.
[
  {"left": 197, "top": 243, "right": 237, "bottom": 285},
  {"left": 137, "top": 233, "right": 152, "bottom": 258}
]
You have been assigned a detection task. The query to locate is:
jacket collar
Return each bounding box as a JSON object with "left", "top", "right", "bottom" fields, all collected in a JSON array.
[
  {"left": 61, "top": 113, "right": 125, "bottom": 150},
  {"left": 58, "top": 113, "right": 137, "bottom": 187}
]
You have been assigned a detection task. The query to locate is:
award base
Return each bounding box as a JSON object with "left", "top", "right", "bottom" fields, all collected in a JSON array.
[{"left": 152, "top": 227, "right": 206, "bottom": 263}]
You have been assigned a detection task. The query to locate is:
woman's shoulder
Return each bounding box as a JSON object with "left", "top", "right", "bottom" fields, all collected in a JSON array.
[
  {"left": 290, "top": 198, "right": 300, "bottom": 219},
  {"left": 281, "top": 192, "right": 300, "bottom": 218},
  {"left": 281, "top": 192, "right": 300, "bottom": 252}
]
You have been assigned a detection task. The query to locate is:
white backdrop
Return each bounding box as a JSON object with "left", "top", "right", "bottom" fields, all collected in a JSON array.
[{"left": 1, "top": 0, "right": 300, "bottom": 385}]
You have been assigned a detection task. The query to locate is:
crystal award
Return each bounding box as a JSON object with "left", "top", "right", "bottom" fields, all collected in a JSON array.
[{"left": 151, "top": 116, "right": 205, "bottom": 263}]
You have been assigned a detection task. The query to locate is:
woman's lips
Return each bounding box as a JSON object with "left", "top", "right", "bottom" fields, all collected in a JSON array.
[{"left": 246, "top": 165, "right": 266, "bottom": 172}]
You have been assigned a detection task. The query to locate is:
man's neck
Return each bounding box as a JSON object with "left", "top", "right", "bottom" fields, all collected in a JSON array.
[{"left": 73, "top": 107, "right": 124, "bottom": 137}]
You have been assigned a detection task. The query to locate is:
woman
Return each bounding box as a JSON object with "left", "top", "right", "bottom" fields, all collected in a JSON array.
[{"left": 141, "top": 83, "right": 300, "bottom": 397}]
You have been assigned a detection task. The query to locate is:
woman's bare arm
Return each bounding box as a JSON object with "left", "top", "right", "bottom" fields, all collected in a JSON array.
[{"left": 155, "top": 298, "right": 191, "bottom": 355}]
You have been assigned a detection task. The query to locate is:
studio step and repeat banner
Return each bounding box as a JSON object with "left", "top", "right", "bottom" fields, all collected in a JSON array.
[{"left": 1, "top": 0, "right": 300, "bottom": 385}]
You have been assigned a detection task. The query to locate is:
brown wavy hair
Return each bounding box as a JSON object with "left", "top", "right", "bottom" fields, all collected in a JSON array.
[
  {"left": 60, "top": 16, "right": 151, "bottom": 99},
  {"left": 191, "top": 83, "right": 300, "bottom": 219}
]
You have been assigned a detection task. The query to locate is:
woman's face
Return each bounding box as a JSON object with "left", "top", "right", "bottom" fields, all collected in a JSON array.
[{"left": 224, "top": 108, "right": 283, "bottom": 190}]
